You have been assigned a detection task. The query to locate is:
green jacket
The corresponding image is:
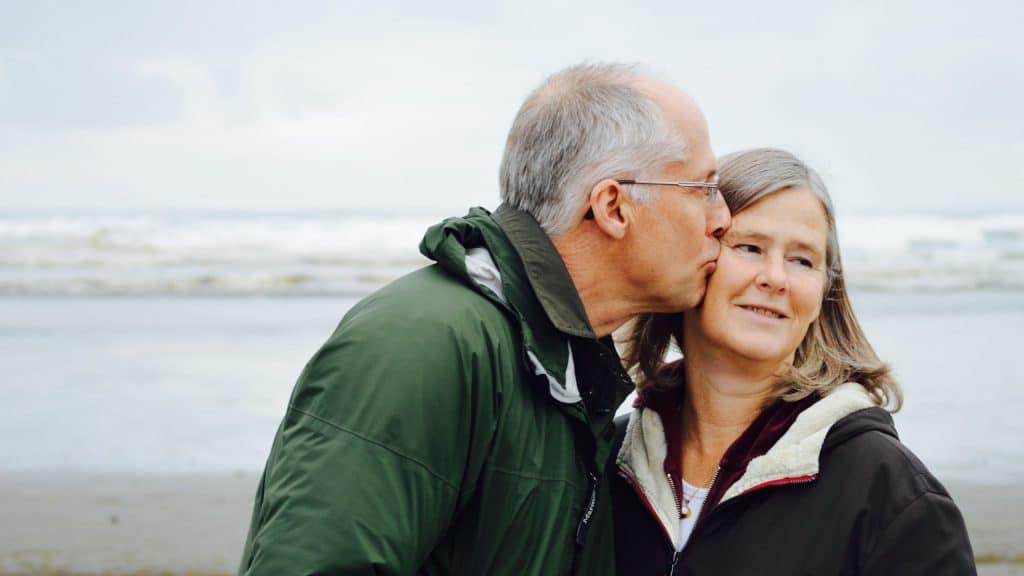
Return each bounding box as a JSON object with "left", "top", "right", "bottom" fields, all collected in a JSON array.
[{"left": 239, "top": 205, "right": 634, "bottom": 575}]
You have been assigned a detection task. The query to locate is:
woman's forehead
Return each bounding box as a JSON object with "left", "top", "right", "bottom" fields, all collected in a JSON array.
[{"left": 727, "top": 189, "right": 829, "bottom": 251}]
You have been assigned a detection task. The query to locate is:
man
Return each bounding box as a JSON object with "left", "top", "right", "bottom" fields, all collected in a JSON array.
[{"left": 238, "top": 63, "right": 730, "bottom": 575}]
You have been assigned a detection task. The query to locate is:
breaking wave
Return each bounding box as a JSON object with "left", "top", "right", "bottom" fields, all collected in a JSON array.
[{"left": 2, "top": 211, "right": 1023, "bottom": 295}]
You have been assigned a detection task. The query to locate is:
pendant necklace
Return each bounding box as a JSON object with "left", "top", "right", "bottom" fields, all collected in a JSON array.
[{"left": 679, "top": 466, "right": 720, "bottom": 519}]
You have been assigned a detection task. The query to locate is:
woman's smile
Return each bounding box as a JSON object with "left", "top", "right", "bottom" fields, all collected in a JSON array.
[{"left": 736, "top": 303, "right": 788, "bottom": 319}]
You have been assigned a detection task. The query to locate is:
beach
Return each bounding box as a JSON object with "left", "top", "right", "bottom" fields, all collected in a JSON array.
[
  {"left": 0, "top": 472, "right": 254, "bottom": 575},
  {"left": 0, "top": 473, "right": 1020, "bottom": 575},
  {"left": 2, "top": 292, "right": 1022, "bottom": 574}
]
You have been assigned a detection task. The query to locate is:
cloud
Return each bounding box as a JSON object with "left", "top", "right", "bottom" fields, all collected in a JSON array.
[{"left": 1, "top": 0, "right": 1021, "bottom": 214}]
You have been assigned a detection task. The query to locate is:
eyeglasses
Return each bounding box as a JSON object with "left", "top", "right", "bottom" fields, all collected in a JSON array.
[
  {"left": 582, "top": 177, "right": 721, "bottom": 220},
  {"left": 617, "top": 178, "right": 720, "bottom": 206}
]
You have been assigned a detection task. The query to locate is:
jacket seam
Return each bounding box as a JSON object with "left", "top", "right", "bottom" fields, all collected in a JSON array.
[
  {"left": 489, "top": 465, "right": 583, "bottom": 489},
  {"left": 861, "top": 474, "right": 947, "bottom": 565},
  {"left": 287, "top": 405, "right": 459, "bottom": 492},
  {"left": 879, "top": 431, "right": 930, "bottom": 474}
]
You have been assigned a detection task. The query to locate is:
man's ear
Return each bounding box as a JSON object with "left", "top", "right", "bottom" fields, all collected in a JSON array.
[{"left": 586, "top": 179, "right": 632, "bottom": 240}]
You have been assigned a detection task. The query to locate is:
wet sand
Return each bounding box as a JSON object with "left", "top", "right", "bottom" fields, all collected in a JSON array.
[
  {"left": 0, "top": 471, "right": 1021, "bottom": 575},
  {"left": 0, "top": 471, "right": 258, "bottom": 576}
]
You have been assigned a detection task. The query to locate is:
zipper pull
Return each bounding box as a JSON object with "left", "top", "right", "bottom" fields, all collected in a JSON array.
[{"left": 575, "top": 472, "right": 599, "bottom": 545}]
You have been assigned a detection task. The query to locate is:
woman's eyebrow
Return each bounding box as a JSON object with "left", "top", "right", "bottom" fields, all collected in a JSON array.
[
  {"left": 790, "top": 241, "right": 826, "bottom": 260},
  {"left": 791, "top": 240, "right": 823, "bottom": 252},
  {"left": 728, "top": 229, "right": 824, "bottom": 256},
  {"left": 725, "top": 229, "right": 768, "bottom": 242}
]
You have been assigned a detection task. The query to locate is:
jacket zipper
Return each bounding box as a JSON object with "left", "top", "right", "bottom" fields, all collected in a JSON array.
[
  {"left": 665, "top": 474, "right": 682, "bottom": 517},
  {"left": 664, "top": 474, "right": 682, "bottom": 574},
  {"left": 669, "top": 466, "right": 719, "bottom": 574},
  {"left": 574, "top": 472, "right": 599, "bottom": 545}
]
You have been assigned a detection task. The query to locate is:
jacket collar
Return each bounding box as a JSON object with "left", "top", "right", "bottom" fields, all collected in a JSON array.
[
  {"left": 720, "top": 382, "right": 877, "bottom": 501},
  {"left": 617, "top": 379, "right": 878, "bottom": 548},
  {"left": 491, "top": 204, "right": 595, "bottom": 339},
  {"left": 418, "top": 205, "right": 596, "bottom": 401}
]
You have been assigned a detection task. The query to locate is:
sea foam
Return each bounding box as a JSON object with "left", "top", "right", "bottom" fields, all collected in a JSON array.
[{"left": 2, "top": 211, "right": 1023, "bottom": 295}]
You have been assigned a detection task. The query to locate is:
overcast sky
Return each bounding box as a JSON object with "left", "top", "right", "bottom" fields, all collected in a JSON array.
[{"left": 1, "top": 0, "right": 1021, "bottom": 215}]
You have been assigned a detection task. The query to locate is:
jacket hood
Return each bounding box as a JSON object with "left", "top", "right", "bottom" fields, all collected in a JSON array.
[
  {"left": 821, "top": 398, "right": 898, "bottom": 450},
  {"left": 419, "top": 205, "right": 594, "bottom": 404}
]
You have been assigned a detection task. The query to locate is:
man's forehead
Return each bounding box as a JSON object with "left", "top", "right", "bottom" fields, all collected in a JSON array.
[
  {"left": 664, "top": 158, "right": 716, "bottom": 179},
  {"left": 636, "top": 76, "right": 713, "bottom": 174}
]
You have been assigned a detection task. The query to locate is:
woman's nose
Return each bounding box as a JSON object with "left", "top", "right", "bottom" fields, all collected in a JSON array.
[{"left": 756, "top": 255, "right": 788, "bottom": 293}]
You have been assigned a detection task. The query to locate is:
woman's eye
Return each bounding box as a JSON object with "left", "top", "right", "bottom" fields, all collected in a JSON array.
[
  {"left": 736, "top": 244, "right": 761, "bottom": 255},
  {"left": 790, "top": 257, "right": 814, "bottom": 268}
]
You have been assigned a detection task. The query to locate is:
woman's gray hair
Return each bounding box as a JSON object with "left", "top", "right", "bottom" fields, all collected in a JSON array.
[
  {"left": 499, "top": 63, "right": 689, "bottom": 236},
  {"left": 624, "top": 148, "right": 903, "bottom": 411},
  {"left": 717, "top": 148, "right": 839, "bottom": 289}
]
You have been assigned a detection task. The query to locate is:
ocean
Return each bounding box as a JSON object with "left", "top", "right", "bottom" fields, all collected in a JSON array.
[{"left": 2, "top": 291, "right": 1021, "bottom": 484}]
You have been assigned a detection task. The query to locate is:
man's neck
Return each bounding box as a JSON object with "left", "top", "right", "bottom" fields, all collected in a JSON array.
[{"left": 552, "top": 234, "right": 635, "bottom": 338}]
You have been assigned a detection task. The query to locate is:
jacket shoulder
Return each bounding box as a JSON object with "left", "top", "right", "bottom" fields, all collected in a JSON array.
[
  {"left": 352, "top": 263, "right": 511, "bottom": 327},
  {"left": 812, "top": 410, "right": 975, "bottom": 573},
  {"left": 289, "top": 263, "right": 522, "bottom": 432},
  {"left": 827, "top": 409, "right": 952, "bottom": 503},
  {"left": 832, "top": 423, "right": 976, "bottom": 573}
]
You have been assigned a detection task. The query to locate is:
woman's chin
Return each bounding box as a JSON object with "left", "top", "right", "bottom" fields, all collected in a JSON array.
[{"left": 721, "top": 339, "right": 792, "bottom": 366}]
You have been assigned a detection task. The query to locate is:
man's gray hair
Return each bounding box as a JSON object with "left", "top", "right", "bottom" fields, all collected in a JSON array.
[{"left": 499, "top": 63, "right": 689, "bottom": 236}]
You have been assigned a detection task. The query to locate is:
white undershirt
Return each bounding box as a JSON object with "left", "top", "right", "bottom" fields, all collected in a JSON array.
[{"left": 676, "top": 479, "right": 710, "bottom": 551}]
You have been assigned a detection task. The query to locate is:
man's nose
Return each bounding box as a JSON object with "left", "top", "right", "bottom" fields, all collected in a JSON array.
[{"left": 707, "top": 197, "right": 732, "bottom": 239}]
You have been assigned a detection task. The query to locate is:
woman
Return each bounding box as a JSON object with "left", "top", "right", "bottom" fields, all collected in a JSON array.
[{"left": 611, "top": 148, "right": 975, "bottom": 575}]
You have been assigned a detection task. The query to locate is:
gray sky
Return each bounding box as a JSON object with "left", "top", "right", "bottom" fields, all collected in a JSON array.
[{"left": 1, "top": 0, "right": 1021, "bottom": 215}]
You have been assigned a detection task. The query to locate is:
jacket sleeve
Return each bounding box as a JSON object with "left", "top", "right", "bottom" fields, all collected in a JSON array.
[
  {"left": 238, "top": 305, "right": 502, "bottom": 575},
  {"left": 862, "top": 489, "right": 977, "bottom": 576}
]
